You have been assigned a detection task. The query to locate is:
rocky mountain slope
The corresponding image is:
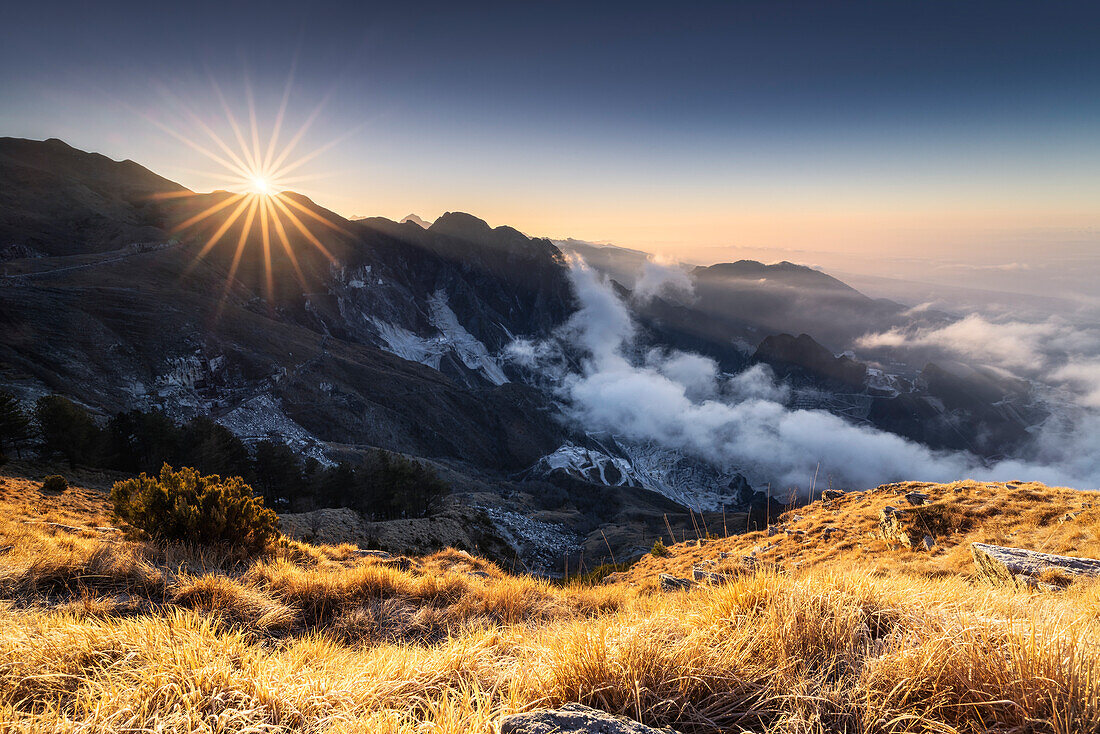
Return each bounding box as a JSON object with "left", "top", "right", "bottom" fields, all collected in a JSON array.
[
  {"left": 0, "top": 139, "right": 712, "bottom": 569},
  {"left": 0, "top": 137, "right": 1062, "bottom": 568}
]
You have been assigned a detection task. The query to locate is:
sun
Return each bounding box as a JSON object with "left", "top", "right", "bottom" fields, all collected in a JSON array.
[
  {"left": 249, "top": 175, "right": 272, "bottom": 195},
  {"left": 145, "top": 81, "right": 351, "bottom": 309}
]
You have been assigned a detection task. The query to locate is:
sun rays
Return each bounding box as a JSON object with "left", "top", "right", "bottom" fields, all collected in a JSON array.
[{"left": 145, "top": 75, "right": 350, "bottom": 307}]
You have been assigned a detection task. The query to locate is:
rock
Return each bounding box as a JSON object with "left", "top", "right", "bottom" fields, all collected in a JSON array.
[
  {"left": 354, "top": 549, "right": 392, "bottom": 559},
  {"left": 500, "top": 703, "right": 679, "bottom": 734},
  {"left": 691, "top": 566, "right": 729, "bottom": 584},
  {"left": 922, "top": 534, "right": 935, "bottom": 550},
  {"left": 971, "top": 543, "right": 1100, "bottom": 590},
  {"left": 753, "top": 332, "right": 868, "bottom": 390},
  {"left": 767, "top": 526, "right": 780, "bottom": 537},
  {"left": 878, "top": 506, "right": 931, "bottom": 549},
  {"left": 658, "top": 573, "right": 696, "bottom": 591},
  {"left": 905, "top": 492, "right": 929, "bottom": 506},
  {"left": 821, "top": 489, "right": 844, "bottom": 501}
]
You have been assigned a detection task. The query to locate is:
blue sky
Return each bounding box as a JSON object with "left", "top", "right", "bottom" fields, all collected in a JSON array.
[{"left": 2, "top": 1, "right": 1098, "bottom": 295}]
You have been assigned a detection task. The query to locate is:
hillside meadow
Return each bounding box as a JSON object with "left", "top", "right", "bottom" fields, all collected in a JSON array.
[{"left": 1, "top": 467, "right": 1099, "bottom": 733}]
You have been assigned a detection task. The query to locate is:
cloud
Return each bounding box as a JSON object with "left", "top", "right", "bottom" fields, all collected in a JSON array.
[
  {"left": 1052, "top": 359, "right": 1100, "bottom": 408},
  {"left": 857, "top": 314, "right": 1100, "bottom": 406},
  {"left": 902, "top": 301, "right": 939, "bottom": 317},
  {"left": 521, "top": 260, "right": 1100, "bottom": 494},
  {"left": 725, "top": 363, "right": 790, "bottom": 403},
  {"left": 938, "top": 262, "right": 1032, "bottom": 272},
  {"left": 505, "top": 337, "right": 554, "bottom": 369},
  {"left": 645, "top": 349, "right": 719, "bottom": 401},
  {"left": 631, "top": 256, "right": 694, "bottom": 304}
]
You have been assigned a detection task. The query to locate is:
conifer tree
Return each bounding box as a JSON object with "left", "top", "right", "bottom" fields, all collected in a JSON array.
[{"left": 0, "top": 391, "right": 32, "bottom": 458}]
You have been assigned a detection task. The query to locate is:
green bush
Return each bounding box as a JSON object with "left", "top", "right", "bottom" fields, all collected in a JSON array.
[
  {"left": 110, "top": 464, "right": 278, "bottom": 552},
  {"left": 651, "top": 538, "right": 671, "bottom": 557},
  {"left": 41, "top": 474, "right": 68, "bottom": 493},
  {"left": 566, "top": 561, "right": 632, "bottom": 587}
]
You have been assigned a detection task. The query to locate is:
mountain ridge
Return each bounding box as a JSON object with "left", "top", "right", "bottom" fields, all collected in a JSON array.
[{"left": 0, "top": 137, "right": 1056, "bottom": 567}]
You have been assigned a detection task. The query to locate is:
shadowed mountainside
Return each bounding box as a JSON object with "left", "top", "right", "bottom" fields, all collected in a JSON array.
[{"left": 0, "top": 138, "right": 711, "bottom": 571}]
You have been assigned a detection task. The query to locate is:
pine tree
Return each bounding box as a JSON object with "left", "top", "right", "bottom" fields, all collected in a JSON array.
[
  {"left": 34, "top": 395, "right": 100, "bottom": 468},
  {"left": 0, "top": 391, "right": 32, "bottom": 458},
  {"left": 252, "top": 440, "right": 302, "bottom": 502}
]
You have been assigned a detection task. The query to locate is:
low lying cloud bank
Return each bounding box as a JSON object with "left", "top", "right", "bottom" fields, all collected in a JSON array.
[
  {"left": 858, "top": 314, "right": 1100, "bottom": 409},
  {"left": 631, "top": 256, "right": 694, "bottom": 304},
  {"left": 514, "top": 261, "right": 1100, "bottom": 494}
]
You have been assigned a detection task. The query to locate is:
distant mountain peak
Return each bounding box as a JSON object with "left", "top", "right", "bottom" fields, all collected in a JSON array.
[
  {"left": 429, "top": 211, "right": 493, "bottom": 239},
  {"left": 694, "top": 260, "right": 861, "bottom": 294},
  {"left": 400, "top": 213, "right": 432, "bottom": 228}
]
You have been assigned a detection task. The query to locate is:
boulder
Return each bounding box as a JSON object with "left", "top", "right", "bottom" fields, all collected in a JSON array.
[
  {"left": 658, "top": 573, "right": 695, "bottom": 591},
  {"left": 500, "top": 703, "right": 679, "bottom": 734},
  {"left": 821, "top": 489, "right": 844, "bottom": 501},
  {"left": 879, "top": 506, "right": 930, "bottom": 549},
  {"left": 905, "top": 492, "right": 929, "bottom": 506},
  {"left": 971, "top": 543, "right": 1100, "bottom": 591},
  {"left": 354, "top": 549, "right": 392, "bottom": 559},
  {"left": 692, "top": 565, "right": 730, "bottom": 584}
]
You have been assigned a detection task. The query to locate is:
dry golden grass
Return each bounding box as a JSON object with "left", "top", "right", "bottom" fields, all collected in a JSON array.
[
  {"left": 626, "top": 479, "right": 1100, "bottom": 586},
  {"left": 3, "top": 568, "right": 1099, "bottom": 733},
  {"left": 3, "top": 470, "right": 1100, "bottom": 732}
]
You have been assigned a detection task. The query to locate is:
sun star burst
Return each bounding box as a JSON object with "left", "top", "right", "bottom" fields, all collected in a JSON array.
[{"left": 146, "top": 78, "right": 350, "bottom": 310}]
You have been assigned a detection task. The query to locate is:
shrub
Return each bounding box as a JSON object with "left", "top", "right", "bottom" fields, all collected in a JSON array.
[
  {"left": 41, "top": 475, "right": 68, "bottom": 493},
  {"left": 110, "top": 464, "right": 278, "bottom": 552},
  {"left": 651, "top": 538, "right": 670, "bottom": 557},
  {"left": 568, "top": 561, "right": 632, "bottom": 586}
]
